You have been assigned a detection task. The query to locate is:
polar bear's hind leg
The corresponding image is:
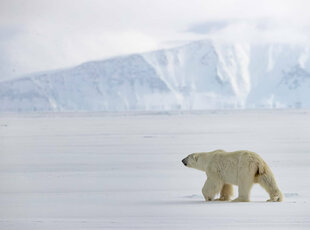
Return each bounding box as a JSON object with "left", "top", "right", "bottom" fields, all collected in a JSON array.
[
  {"left": 258, "top": 173, "right": 283, "bottom": 202},
  {"left": 232, "top": 185, "right": 252, "bottom": 202},
  {"left": 232, "top": 177, "right": 254, "bottom": 202}
]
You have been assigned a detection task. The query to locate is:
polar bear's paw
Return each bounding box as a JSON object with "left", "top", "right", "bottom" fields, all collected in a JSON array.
[
  {"left": 232, "top": 197, "right": 250, "bottom": 202},
  {"left": 214, "top": 196, "right": 231, "bottom": 201},
  {"left": 267, "top": 196, "right": 282, "bottom": 202},
  {"left": 267, "top": 192, "right": 283, "bottom": 202},
  {"left": 204, "top": 197, "right": 214, "bottom": 202}
]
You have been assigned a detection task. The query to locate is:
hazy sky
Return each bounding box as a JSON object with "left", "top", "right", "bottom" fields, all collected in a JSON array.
[{"left": 1, "top": 0, "right": 310, "bottom": 81}]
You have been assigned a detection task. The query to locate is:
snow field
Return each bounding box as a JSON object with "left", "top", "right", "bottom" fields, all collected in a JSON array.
[{"left": 0, "top": 110, "right": 310, "bottom": 229}]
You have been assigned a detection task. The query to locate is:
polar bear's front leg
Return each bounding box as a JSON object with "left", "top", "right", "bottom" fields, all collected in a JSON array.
[
  {"left": 216, "top": 184, "right": 234, "bottom": 201},
  {"left": 202, "top": 177, "right": 223, "bottom": 201}
]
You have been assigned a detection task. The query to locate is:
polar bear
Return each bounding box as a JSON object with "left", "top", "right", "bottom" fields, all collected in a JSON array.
[{"left": 182, "top": 150, "right": 283, "bottom": 202}]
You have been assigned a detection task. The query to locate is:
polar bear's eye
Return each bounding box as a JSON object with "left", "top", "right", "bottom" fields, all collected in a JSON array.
[{"left": 193, "top": 154, "right": 198, "bottom": 161}]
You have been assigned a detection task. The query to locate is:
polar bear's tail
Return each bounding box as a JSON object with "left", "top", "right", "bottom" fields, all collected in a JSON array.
[{"left": 255, "top": 159, "right": 283, "bottom": 202}]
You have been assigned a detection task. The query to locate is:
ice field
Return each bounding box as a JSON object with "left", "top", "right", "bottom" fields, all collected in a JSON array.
[{"left": 0, "top": 110, "right": 310, "bottom": 229}]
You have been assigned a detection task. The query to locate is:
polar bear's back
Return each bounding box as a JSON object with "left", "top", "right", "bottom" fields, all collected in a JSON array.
[
  {"left": 212, "top": 149, "right": 264, "bottom": 163},
  {"left": 206, "top": 150, "right": 266, "bottom": 185}
]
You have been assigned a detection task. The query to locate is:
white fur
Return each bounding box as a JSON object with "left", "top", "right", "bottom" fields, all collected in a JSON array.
[{"left": 182, "top": 150, "right": 283, "bottom": 202}]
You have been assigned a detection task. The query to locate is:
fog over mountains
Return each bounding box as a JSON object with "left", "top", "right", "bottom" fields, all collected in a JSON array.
[{"left": 1, "top": 40, "right": 310, "bottom": 112}]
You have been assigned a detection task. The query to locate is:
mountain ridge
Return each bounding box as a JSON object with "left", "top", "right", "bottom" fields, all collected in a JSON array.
[{"left": 1, "top": 40, "right": 310, "bottom": 111}]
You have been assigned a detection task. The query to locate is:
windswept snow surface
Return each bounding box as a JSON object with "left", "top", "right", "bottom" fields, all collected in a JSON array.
[
  {"left": 0, "top": 110, "right": 310, "bottom": 229},
  {"left": 1, "top": 41, "right": 310, "bottom": 111}
]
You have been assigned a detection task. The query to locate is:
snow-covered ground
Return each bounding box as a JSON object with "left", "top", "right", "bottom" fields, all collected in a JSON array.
[{"left": 0, "top": 110, "right": 309, "bottom": 229}]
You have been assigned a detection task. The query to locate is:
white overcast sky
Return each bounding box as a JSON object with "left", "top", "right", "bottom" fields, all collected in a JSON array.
[{"left": 0, "top": 0, "right": 310, "bottom": 81}]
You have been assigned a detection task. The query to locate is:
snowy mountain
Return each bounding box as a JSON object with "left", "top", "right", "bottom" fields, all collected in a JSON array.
[{"left": 1, "top": 40, "right": 310, "bottom": 111}]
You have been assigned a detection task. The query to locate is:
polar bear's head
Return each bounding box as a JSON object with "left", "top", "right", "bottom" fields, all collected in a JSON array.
[{"left": 182, "top": 153, "right": 205, "bottom": 171}]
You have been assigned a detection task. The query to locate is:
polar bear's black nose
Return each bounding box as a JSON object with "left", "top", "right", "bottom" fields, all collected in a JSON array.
[{"left": 182, "top": 158, "right": 187, "bottom": 166}]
